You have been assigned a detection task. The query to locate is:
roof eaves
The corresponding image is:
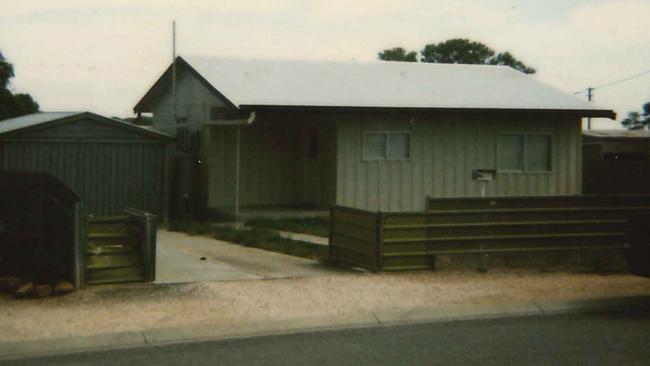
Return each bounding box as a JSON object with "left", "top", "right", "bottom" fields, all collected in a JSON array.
[
  {"left": 134, "top": 56, "right": 239, "bottom": 113},
  {"left": 238, "top": 104, "right": 616, "bottom": 119}
]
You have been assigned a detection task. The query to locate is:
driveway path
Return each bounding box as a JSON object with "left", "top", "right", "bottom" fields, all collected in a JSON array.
[{"left": 156, "top": 230, "right": 342, "bottom": 284}]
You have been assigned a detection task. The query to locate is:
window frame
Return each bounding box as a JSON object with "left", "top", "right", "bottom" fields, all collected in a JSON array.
[
  {"left": 497, "top": 132, "right": 553, "bottom": 173},
  {"left": 362, "top": 130, "right": 412, "bottom": 162}
]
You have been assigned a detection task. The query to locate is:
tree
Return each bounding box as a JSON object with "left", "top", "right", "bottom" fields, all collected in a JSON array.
[
  {"left": 621, "top": 101, "right": 650, "bottom": 130},
  {"left": 621, "top": 111, "right": 644, "bottom": 130},
  {"left": 0, "top": 50, "right": 39, "bottom": 120},
  {"left": 378, "top": 47, "right": 418, "bottom": 62},
  {"left": 421, "top": 39, "right": 494, "bottom": 65},
  {"left": 379, "top": 38, "right": 536, "bottom": 74},
  {"left": 487, "top": 51, "right": 536, "bottom": 74}
]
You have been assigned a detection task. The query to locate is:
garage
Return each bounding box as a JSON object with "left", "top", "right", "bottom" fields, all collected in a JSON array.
[{"left": 0, "top": 111, "right": 172, "bottom": 218}]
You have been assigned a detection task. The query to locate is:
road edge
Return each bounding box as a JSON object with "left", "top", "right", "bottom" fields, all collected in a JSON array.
[{"left": 2, "top": 294, "right": 650, "bottom": 361}]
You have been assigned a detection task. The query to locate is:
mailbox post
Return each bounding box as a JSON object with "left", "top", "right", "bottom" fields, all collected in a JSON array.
[{"left": 472, "top": 169, "right": 496, "bottom": 197}]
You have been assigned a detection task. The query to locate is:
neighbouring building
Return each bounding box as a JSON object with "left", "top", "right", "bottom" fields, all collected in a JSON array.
[
  {"left": 134, "top": 56, "right": 615, "bottom": 218},
  {"left": 583, "top": 129, "right": 650, "bottom": 194}
]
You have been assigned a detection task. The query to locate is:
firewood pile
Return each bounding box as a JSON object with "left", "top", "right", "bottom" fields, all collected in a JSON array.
[{"left": 0, "top": 277, "right": 74, "bottom": 299}]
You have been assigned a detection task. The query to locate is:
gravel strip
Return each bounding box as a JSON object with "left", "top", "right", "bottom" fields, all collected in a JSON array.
[{"left": 1, "top": 270, "right": 649, "bottom": 342}]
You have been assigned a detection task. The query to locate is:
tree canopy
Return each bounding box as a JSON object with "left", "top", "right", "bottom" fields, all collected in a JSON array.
[
  {"left": 621, "top": 101, "right": 650, "bottom": 130},
  {"left": 377, "top": 47, "right": 418, "bottom": 62},
  {"left": 0, "top": 50, "right": 39, "bottom": 120},
  {"left": 378, "top": 38, "right": 536, "bottom": 74}
]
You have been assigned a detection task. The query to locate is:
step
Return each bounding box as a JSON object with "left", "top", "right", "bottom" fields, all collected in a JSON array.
[
  {"left": 86, "top": 265, "right": 145, "bottom": 285},
  {"left": 87, "top": 232, "right": 132, "bottom": 239},
  {"left": 86, "top": 252, "right": 141, "bottom": 269},
  {"left": 86, "top": 244, "right": 137, "bottom": 255}
]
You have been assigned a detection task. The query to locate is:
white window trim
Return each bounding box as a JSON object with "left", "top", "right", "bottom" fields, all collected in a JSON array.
[
  {"left": 362, "top": 131, "right": 412, "bottom": 162},
  {"left": 497, "top": 132, "right": 553, "bottom": 173}
]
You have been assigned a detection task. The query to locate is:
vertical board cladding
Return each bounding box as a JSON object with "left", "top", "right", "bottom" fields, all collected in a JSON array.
[
  {"left": 0, "top": 141, "right": 165, "bottom": 217},
  {"left": 239, "top": 117, "right": 303, "bottom": 206},
  {"left": 206, "top": 111, "right": 337, "bottom": 210},
  {"left": 207, "top": 126, "right": 236, "bottom": 208},
  {"left": 151, "top": 66, "right": 226, "bottom": 134},
  {"left": 0, "top": 116, "right": 168, "bottom": 217},
  {"left": 336, "top": 112, "right": 582, "bottom": 212}
]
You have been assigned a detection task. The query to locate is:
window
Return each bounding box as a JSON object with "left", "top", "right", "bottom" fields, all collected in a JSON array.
[
  {"left": 497, "top": 133, "right": 552, "bottom": 172},
  {"left": 388, "top": 133, "right": 410, "bottom": 160},
  {"left": 363, "top": 131, "right": 410, "bottom": 161},
  {"left": 364, "top": 133, "right": 387, "bottom": 160},
  {"left": 526, "top": 135, "right": 551, "bottom": 171}
]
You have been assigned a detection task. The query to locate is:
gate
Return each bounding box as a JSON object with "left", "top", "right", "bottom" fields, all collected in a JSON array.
[{"left": 85, "top": 208, "right": 157, "bottom": 285}]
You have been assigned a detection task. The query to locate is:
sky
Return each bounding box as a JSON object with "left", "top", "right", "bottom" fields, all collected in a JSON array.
[{"left": 1, "top": 0, "right": 649, "bottom": 129}]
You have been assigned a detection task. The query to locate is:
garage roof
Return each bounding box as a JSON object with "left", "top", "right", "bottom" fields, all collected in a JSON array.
[
  {"left": 0, "top": 112, "right": 172, "bottom": 139},
  {"left": 583, "top": 129, "right": 650, "bottom": 139},
  {"left": 135, "top": 56, "right": 615, "bottom": 118}
]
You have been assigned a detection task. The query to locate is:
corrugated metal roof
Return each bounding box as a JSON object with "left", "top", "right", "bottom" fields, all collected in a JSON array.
[
  {"left": 175, "top": 56, "right": 613, "bottom": 116},
  {"left": 0, "top": 112, "right": 81, "bottom": 135},
  {"left": 583, "top": 129, "right": 650, "bottom": 139},
  {"left": 0, "top": 111, "right": 172, "bottom": 139}
]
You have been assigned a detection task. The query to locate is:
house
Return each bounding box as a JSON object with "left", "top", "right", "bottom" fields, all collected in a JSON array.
[
  {"left": 134, "top": 56, "right": 615, "bottom": 218},
  {"left": 0, "top": 111, "right": 172, "bottom": 218},
  {"left": 583, "top": 129, "right": 650, "bottom": 194}
]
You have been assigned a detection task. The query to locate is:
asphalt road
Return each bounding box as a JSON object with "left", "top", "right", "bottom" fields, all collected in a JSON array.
[{"left": 4, "top": 308, "right": 650, "bottom": 366}]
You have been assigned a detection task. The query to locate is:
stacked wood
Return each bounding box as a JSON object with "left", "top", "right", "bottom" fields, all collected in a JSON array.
[
  {"left": 0, "top": 277, "right": 74, "bottom": 299},
  {"left": 53, "top": 281, "right": 75, "bottom": 295},
  {"left": 0, "top": 276, "right": 20, "bottom": 293},
  {"left": 34, "top": 284, "right": 53, "bottom": 298},
  {"left": 14, "top": 282, "right": 34, "bottom": 298}
]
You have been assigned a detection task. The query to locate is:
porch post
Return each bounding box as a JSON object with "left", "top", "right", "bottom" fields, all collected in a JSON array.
[{"left": 235, "top": 125, "right": 241, "bottom": 220}]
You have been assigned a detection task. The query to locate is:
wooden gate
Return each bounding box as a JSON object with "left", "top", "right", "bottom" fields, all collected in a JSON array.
[{"left": 84, "top": 208, "right": 157, "bottom": 285}]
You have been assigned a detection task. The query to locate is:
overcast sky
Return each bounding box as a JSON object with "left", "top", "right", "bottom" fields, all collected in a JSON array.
[{"left": 1, "top": 0, "right": 649, "bottom": 128}]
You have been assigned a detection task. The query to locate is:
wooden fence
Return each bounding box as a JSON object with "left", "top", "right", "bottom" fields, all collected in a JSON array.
[
  {"left": 329, "top": 195, "right": 650, "bottom": 272},
  {"left": 85, "top": 208, "right": 157, "bottom": 285}
]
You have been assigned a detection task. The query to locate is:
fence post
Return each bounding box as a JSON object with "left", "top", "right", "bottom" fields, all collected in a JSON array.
[
  {"left": 328, "top": 205, "right": 335, "bottom": 263},
  {"left": 375, "top": 211, "right": 383, "bottom": 272},
  {"left": 144, "top": 212, "right": 157, "bottom": 282}
]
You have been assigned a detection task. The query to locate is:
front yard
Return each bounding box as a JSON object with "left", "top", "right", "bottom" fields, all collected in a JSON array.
[{"left": 168, "top": 221, "right": 328, "bottom": 261}]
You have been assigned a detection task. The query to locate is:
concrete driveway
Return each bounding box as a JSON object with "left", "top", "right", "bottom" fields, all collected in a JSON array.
[{"left": 155, "top": 230, "right": 342, "bottom": 284}]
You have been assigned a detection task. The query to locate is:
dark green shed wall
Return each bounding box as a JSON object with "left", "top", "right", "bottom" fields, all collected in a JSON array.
[{"left": 0, "top": 116, "right": 168, "bottom": 217}]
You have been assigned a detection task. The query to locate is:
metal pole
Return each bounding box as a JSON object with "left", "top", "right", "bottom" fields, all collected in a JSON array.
[
  {"left": 172, "top": 21, "right": 177, "bottom": 124},
  {"left": 235, "top": 125, "right": 241, "bottom": 220},
  {"left": 586, "top": 87, "right": 593, "bottom": 130}
]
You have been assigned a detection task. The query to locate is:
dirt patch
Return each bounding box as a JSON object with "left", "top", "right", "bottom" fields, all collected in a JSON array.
[{"left": 1, "top": 270, "right": 649, "bottom": 342}]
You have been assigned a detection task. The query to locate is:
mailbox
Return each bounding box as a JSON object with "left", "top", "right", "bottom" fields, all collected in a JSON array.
[
  {"left": 472, "top": 169, "right": 496, "bottom": 197},
  {"left": 472, "top": 169, "right": 496, "bottom": 181}
]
